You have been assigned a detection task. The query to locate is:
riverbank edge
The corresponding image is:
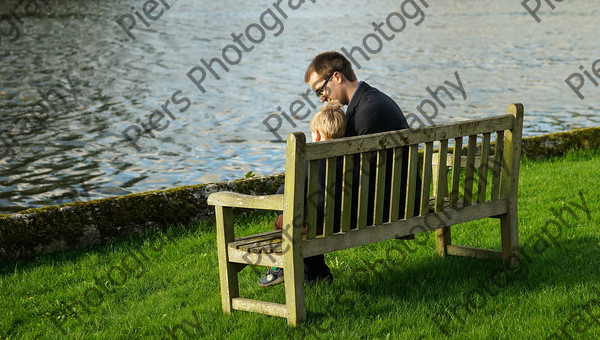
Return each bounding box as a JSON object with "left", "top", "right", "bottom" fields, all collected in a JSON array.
[{"left": 1, "top": 126, "right": 599, "bottom": 259}]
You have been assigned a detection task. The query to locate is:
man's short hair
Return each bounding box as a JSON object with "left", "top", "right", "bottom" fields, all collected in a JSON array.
[
  {"left": 310, "top": 100, "right": 346, "bottom": 140},
  {"left": 304, "top": 51, "right": 357, "bottom": 83}
]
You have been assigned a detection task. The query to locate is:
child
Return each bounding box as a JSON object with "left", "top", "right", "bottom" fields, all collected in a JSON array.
[{"left": 259, "top": 100, "right": 346, "bottom": 287}]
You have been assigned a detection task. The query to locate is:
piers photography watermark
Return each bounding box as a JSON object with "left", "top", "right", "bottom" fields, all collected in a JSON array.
[
  {"left": 162, "top": 309, "right": 204, "bottom": 339},
  {"left": 121, "top": 0, "right": 320, "bottom": 152},
  {"left": 565, "top": 58, "right": 600, "bottom": 100},
  {"left": 431, "top": 191, "right": 593, "bottom": 337},
  {"left": 265, "top": 68, "right": 467, "bottom": 143},
  {"left": 0, "top": 72, "right": 79, "bottom": 163},
  {"left": 264, "top": 0, "right": 431, "bottom": 142},
  {"left": 521, "top": 0, "right": 567, "bottom": 23},
  {"left": 46, "top": 234, "right": 174, "bottom": 335},
  {"left": 0, "top": 0, "right": 53, "bottom": 47},
  {"left": 548, "top": 286, "right": 600, "bottom": 339},
  {"left": 115, "top": 0, "right": 178, "bottom": 41}
]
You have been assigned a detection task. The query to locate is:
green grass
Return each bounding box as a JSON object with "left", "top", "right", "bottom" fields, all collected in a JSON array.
[{"left": 1, "top": 149, "right": 599, "bottom": 339}]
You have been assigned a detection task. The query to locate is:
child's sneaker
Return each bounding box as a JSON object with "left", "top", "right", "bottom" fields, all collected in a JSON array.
[{"left": 258, "top": 267, "right": 284, "bottom": 287}]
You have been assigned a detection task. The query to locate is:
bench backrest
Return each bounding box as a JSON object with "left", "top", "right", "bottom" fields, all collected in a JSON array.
[{"left": 281, "top": 104, "right": 524, "bottom": 256}]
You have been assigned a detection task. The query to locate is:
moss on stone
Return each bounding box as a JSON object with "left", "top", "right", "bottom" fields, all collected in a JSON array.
[
  {"left": 521, "top": 127, "right": 600, "bottom": 159},
  {"left": 0, "top": 173, "right": 284, "bottom": 259}
]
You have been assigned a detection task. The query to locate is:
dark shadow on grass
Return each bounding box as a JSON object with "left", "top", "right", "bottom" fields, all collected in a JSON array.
[{"left": 299, "top": 234, "right": 600, "bottom": 325}]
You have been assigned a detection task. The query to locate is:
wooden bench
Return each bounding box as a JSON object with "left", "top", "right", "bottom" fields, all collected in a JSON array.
[{"left": 207, "top": 103, "right": 524, "bottom": 326}]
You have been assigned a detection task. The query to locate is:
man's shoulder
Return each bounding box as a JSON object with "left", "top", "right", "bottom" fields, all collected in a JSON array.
[{"left": 357, "top": 84, "right": 401, "bottom": 113}]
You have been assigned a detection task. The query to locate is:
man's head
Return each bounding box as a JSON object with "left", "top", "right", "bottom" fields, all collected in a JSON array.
[
  {"left": 305, "top": 51, "right": 359, "bottom": 104},
  {"left": 310, "top": 100, "right": 346, "bottom": 142}
]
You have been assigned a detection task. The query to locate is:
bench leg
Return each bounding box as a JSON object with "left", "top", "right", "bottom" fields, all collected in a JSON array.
[
  {"left": 215, "top": 206, "right": 239, "bottom": 314},
  {"left": 435, "top": 227, "right": 451, "bottom": 257},
  {"left": 500, "top": 212, "right": 519, "bottom": 267},
  {"left": 284, "top": 253, "right": 306, "bottom": 326}
]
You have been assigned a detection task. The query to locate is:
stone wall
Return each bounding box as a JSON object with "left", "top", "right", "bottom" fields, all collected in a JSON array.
[{"left": 0, "top": 174, "right": 284, "bottom": 259}]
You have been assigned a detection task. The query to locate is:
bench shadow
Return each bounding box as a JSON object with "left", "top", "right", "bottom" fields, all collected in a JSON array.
[{"left": 305, "top": 234, "right": 600, "bottom": 323}]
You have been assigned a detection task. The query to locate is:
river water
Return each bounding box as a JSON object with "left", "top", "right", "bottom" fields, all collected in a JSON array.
[{"left": 0, "top": 0, "right": 598, "bottom": 213}]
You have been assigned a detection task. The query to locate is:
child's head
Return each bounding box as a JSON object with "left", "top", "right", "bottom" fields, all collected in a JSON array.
[{"left": 310, "top": 100, "right": 345, "bottom": 142}]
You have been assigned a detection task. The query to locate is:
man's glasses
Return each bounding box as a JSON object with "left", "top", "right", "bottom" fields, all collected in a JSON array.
[{"left": 315, "top": 73, "right": 333, "bottom": 98}]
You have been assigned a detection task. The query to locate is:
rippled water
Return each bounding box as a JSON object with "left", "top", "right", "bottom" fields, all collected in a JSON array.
[{"left": 0, "top": 0, "right": 598, "bottom": 213}]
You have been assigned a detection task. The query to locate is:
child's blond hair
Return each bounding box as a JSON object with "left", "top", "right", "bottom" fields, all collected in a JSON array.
[{"left": 309, "top": 100, "right": 346, "bottom": 140}]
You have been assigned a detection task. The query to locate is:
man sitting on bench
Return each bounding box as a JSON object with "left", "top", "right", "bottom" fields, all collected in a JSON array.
[{"left": 260, "top": 51, "right": 418, "bottom": 287}]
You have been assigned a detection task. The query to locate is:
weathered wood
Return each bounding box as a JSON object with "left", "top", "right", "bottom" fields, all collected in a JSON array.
[
  {"left": 208, "top": 192, "right": 283, "bottom": 211},
  {"left": 446, "top": 245, "right": 501, "bottom": 260},
  {"left": 389, "top": 147, "right": 404, "bottom": 222},
  {"left": 306, "top": 159, "right": 319, "bottom": 239},
  {"left": 232, "top": 298, "right": 288, "bottom": 318},
  {"left": 433, "top": 154, "right": 496, "bottom": 168},
  {"left": 341, "top": 155, "right": 353, "bottom": 232},
  {"left": 215, "top": 206, "right": 238, "bottom": 314},
  {"left": 209, "top": 105, "right": 524, "bottom": 326},
  {"left": 405, "top": 144, "right": 419, "bottom": 219},
  {"left": 491, "top": 131, "right": 504, "bottom": 200},
  {"left": 245, "top": 244, "right": 279, "bottom": 254},
  {"left": 282, "top": 132, "right": 306, "bottom": 326},
  {"left": 450, "top": 137, "right": 463, "bottom": 209},
  {"left": 357, "top": 152, "right": 370, "bottom": 228},
  {"left": 500, "top": 104, "right": 524, "bottom": 267},
  {"left": 227, "top": 247, "right": 284, "bottom": 267},
  {"left": 324, "top": 157, "right": 337, "bottom": 236},
  {"left": 434, "top": 140, "right": 450, "bottom": 257},
  {"left": 478, "top": 133, "right": 491, "bottom": 203},
  {"left": 304, "top": 115, "right": 514, "bottom": 160},
  {"left": 302, "top": 200, "right": 509, "bottom": 257},
  {"left": 231, "top": 230, "right": 280, "bottom": 243},
  {"left": 374, "top": 150, "right": 387, "bottom": 225},
  {"left": 434, "top": 140, "right": 449, "bottom": 211},
  {"left": 229, "top": 232, "right": 282, "bottom": 253},
  {"left": 420, "top": 142, "right": 433, "bottom": 216},
  {"left": 246, "top": 241, "right": 282, "bottom": 254},
  {"left": 463, "top": 135, "right": 477, "bottom": 207}
]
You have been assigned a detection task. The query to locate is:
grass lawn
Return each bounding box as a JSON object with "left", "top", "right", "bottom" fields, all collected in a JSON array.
[{"left": 1, "top": 149, "right": 599, "bottom": 339}]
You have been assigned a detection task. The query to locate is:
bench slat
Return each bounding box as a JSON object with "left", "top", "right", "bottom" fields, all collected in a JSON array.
[
  {"left": 435, "top": 140, "right": 449, "bottom": 212},
  {"left": 324, "top": 157, "right": 337, "bottom": 236},
  {"left": 434, "top": 139, "right": 451, "bottom": 257},
  {"left": 464, "top": 135, "right": 477, "bottom": 207},
  {"left": 478, "top": 133, "right": 491, "bottom": 203},
  {"left": 405, "top": 144, "right": 419, "bottom": 219},
  {"left": 304, "top": 115, "right": 514, "bottom": 160},
  {"left": 246, "top": 241, "right": 282, "bottom": 254},
  {"left": 302, "top": 199, "right": 509, "bottom": 258},
  {"left": 374, "top": 150, "right": 387, "bottom": 225},
  {"left": 357, "top": 152, "right": 370, "bottom": 228},
  {"left": 420, "top": 142, "right": 433, "bottom": 216},
  {"left": 341, "top": 155, "right": 354, "bottom": 232},
  {"left": 306, "top": 159, "right": 319, "bottom": 239},
  {"left": 491, "top": 131, "right": 504, "bottom": 200},
  {"left": 232, "top": 236, "right": 282, "bottom": 252},
  {"left": 389, "top": 147, "right": 404, "bottom": 222},
  {"left": 227, "top": 248, "right": 284, "bottom": 267},
  {"left": 450, "top": 137, "right": 463, "bottom": 208},
  {"left": 230, "top": 231, "right": 281, "bottom": 248}
]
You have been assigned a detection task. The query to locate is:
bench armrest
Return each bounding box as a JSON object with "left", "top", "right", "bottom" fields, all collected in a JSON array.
[{"left": 207, "top": 192, "right": 284, "bottom": 211}]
